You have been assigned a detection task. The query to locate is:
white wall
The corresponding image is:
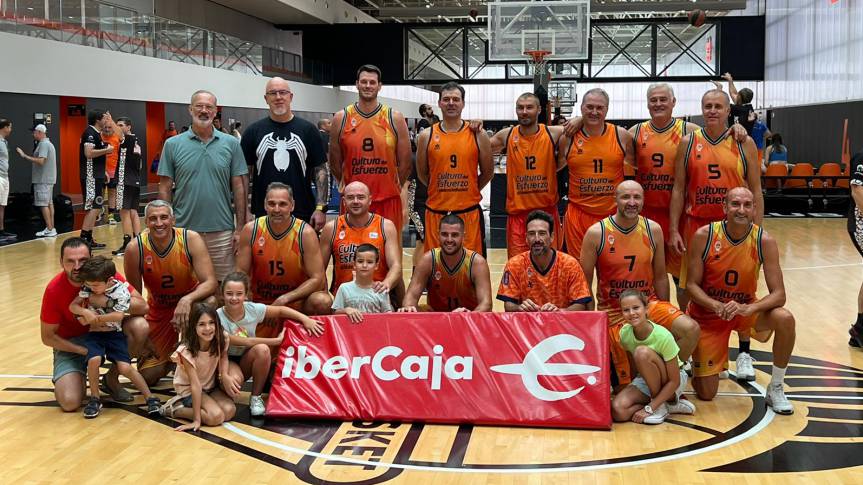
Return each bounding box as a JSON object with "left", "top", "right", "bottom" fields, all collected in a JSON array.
[
  {"left": 0, "top": 32, "right": 421, "bottom": 116},
  {"left": 764, "top": 0, "right": 863, "bottom": 107}
]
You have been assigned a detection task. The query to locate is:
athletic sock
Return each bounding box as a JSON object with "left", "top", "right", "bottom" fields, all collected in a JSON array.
[
  {"left": 854, "top": 313, "right": 863, "bottom": 330},
  {"left": 770, "top": 365, "right": 786, "bottom": 386},
  {"left": 739, "top": 340, "right": 751, "bottom": 354}
]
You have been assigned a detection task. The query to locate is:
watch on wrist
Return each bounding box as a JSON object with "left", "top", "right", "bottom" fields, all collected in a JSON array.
[
  {"left": 643, "top": 405, "right": 654, "bottom": 415},
  {"left": 315, "top": 204, "right": 325, "bottom": 211}
]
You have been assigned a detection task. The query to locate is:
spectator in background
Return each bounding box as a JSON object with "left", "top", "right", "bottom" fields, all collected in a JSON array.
[
  {"left": 716, "top": 72, "right": 756, "bottom": 135},
  {"left": 751, "top": 114, "right": 771, "bottom": 163},
  {"left": 101, "top": 121, "right": 122, "bottom": 225},
  {"left": 153, "top": 121, "right": 177, "bottom": 175},
  {"left": 416, "top": 104, "right": 438, "bottom": 132},
  {"left": 17, "top": 124, "right": 57, "bottom": 237},
  {"left": 0, "top": 118, "right": 14, "bottom": 242},
  {"left": 552, "top": 114, "right": 567, "bottom": 126},
  {"left": 231, "top": 122, "right": 242, "bottom": 141},
  {"left": 158, "top": 90, "right": 248, "bottom": 281},
  {"left": 180, "top": 126, "right": 188, "bottom": 134},
  {"left": 79, "top": 109, "right": 114, "bottom": 249},
  {"left": 111, "top": 117, "right": 143, "bottom": 255},
  {"left": 762, "top": 133, "right": 790, "bottom": 173}
]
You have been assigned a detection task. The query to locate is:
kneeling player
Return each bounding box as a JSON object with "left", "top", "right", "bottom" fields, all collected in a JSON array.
[{"left": 686, "top": 187, "right": 795, "bottom": 414}]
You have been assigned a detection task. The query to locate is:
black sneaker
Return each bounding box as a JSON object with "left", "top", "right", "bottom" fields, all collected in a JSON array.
[
  {"left": 849, "top": 337, "right": 860, "bottom": 348},
  {"left": 112, "top": 245, "right": 127, "bottom": 256},
  {"left": 146, "top": 397, "right": 161, "bottom": 415},
  {"left": 88, "top": 239, "right": 106, "bottom": 249},
  {"left": 83, "top": 397, "right": 102, "bottom": 419}
]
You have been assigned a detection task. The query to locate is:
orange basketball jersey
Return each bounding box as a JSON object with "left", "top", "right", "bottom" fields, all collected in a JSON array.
[
  {"left": 634, "top": 119, "right": 686, "bottom": 209},
  {"left": 595, "top": 216, "right": 657, "bottom": 311},
  {"left": 505, "top": 124, "right": 558, "bottom": 214},
  {"left": 689, "top": 221, "right": 763, "bottom": 321},
  {"left": 566, "top": 123, "right": 626, "bottom": 215},
  {"left": 329, "top": 214, "right": 390, "bottom": 295},
  {"left": 426, "top": 121, "right": 481, "bottom": 211},
  {"left": 684, "top": 129, "right": 748, "bottom": 220},
  {"left": 249, "top": 216, "right": 306, "bottom": 305},
  {"left": 339, "top": 103, "right": 401, "bottom": 201},
  {"left": 138, "top": 228, "right": 199, "bottom": 312},
  {"left": 427, "top": 248, "right": 479, "bottom": 311}
]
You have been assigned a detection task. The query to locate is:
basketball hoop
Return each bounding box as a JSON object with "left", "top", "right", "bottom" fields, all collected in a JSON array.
[{"left": 524, "top": 49, "right": 552, "bottom": 76}]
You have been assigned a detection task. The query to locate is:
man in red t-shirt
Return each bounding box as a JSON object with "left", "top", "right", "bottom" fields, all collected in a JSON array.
[{"left": 40, "top": 237, "right": 149, "bottom": 411}]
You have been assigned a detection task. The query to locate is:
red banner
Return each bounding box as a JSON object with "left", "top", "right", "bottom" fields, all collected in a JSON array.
[{"left": 267, "top": 312, "right": 611, "bottom": 429}]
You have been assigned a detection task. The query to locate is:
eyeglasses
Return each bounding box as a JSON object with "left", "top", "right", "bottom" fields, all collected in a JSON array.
[
  {"left": 192, "top": 104, "right": 216, "bottom": 112},
  {"left": 266, "top": 90, "right": 292, "bottom": 98}
]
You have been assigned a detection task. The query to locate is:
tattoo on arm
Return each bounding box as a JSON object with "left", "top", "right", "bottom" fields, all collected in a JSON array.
[{"left": 315, "top": 165, "right": 330, "bottom": 205}]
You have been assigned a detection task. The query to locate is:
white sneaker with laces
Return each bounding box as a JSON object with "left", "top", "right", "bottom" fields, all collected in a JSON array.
[
  {"left": 667, "top": 398, "right": 696, "bottom": 415},
  {"left": 35, "top": 228, "right": 48, "bottom": 237},
  {"left": 44, "top": 228, "right": 57, "bottom": 237},
  {"left": 249, "top": 395, "right": 266, "bottom": 416},
  {"left": 766, "top": 382, "right": 794, "bottom": 415},
  {"left": 643, "top": 403, "right": 669, "bottom": 425},
  {"left": 735, "top": 352, "right": 756, "bottom": 381}
]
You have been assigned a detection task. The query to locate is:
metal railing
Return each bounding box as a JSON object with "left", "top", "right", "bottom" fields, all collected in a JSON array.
[{"left": 0, "top": 0, "right": 312, "bottom": 81}]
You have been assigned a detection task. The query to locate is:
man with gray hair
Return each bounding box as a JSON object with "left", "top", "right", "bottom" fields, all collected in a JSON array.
[
  {"left": 0, "top": 118, "right": 15, "bottom": 242},
  {"left": 123, "top": 199, "right": 218, "bottom": 385},
  {"left": 158, "top": 90, "right": 248, "bottom": 280},
  {"left": 17, "top": 124, "right": 57, "bottom": 237}
]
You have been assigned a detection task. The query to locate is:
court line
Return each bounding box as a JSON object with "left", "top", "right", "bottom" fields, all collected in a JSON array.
[
  {"left": 0, "top": 374, "right": 53, "bottom": 379},
  {"left": 783, "top": 262, "right": 863, "bottom": 271},
  {"left": 221, "top": 381, "right": 776, "bottom": 474}
]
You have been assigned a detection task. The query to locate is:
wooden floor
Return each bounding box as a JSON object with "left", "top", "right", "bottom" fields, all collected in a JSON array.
[{"left": 3, "top": 218, "right": 863, "bottom": 484}]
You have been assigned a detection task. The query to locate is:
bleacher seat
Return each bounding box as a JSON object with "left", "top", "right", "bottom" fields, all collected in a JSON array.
[
  {"left": 764, "top": 164, "right": 788, "bottom": 189},
  {"left": 785, "top": 163, "right": 814, "bottom": 189}
]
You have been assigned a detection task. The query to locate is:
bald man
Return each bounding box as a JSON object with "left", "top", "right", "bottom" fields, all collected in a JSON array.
[
  {"left": 242, "top": 77, "right": 329, "bottom": 231},
  {"left": 686, "top": 187, "right": 795, "bottom": 414},
  {"left": 580, "top": 180, "right": 699, "bottom": 388}
]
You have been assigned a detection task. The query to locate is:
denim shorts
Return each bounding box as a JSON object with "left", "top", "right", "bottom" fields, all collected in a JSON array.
[{"left": 52, "top": 335, "right": 88, "bottom": 383}]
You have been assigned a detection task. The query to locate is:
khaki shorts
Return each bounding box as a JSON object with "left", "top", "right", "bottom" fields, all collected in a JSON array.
[
  {"left": 0, "top": 177, "right": 8, "bottom": 206},
  {"left": 200, "top": 230, "right": 235, "bottom": 281},
  {"left": 33, "top": 183, "right": 53, "bottom": 207}
]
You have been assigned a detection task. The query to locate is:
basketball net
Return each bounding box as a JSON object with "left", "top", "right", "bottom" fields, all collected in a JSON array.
[{"left": 525, "top": 49, "right": 552, "bottom": 77}]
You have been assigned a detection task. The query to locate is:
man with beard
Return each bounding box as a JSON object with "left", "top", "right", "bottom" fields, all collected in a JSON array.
[
  {"left": 40, "top": 238, "right": 150, "bottom": 410},
  {"left": 415, "top": 81, "right": 493, "bottom": 255},
  {"left": 242, "top": 77, "right": 328, "bottom": 231},
  {"left": 79, "top": 110, "right": 115, "bottom": 248},
  {"left": 490, "top": 92, "right": 567, "bottom": 258},
  {"left": 498, "top": 210, "right": 592, "bottom": 312},
  {"left": 400, "top": 214, "right": 492, "bottom": 312},
  {"left": 687, "top": 188, "right": 795, "bottom": 415},
  {"left": 158, "top": 90, "right": 248, "bottom": 281},
  {"left": 123, "top": 200, "right": 218, "bottom": 385},
  {"left": 559, "top": 88, "right": 635, "bottom": 257},
  {"left": 669, "top": 89, "right": 762, "bottom": 380},
  {"left": 111, "top": 117, "right": 144, "bottom": 255},
  {"left": 235, "top": 182, "right": 332, "bottom": 336},
  {"left": 580, "top": 180, "right": 699, "bottom": 388},
  {"left": 320, "top": 181, "right": 403, "bottom": 304},
  {"left": 329, "top": 65, "right": 412, "bottom": 235}
]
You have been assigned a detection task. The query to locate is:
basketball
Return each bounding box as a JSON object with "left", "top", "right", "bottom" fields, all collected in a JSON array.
[{"left": 688, "top": 9, "right": 706, "bottom": 27}]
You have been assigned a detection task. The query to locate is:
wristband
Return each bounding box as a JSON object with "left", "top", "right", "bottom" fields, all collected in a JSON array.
[{"left": 316, "top": 204, "right": 325, "bottom": 211}]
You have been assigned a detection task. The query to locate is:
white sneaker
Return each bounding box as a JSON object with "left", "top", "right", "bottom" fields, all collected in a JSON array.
[
  {"left": 249, "top": 395, "right": 266, "bottom": 417},
  {"left": 667, "top": 397, "right": 696, "bottom": 415},
  {"left": 643, "top": 403, "right": 669, "bottom": 425},
  {"left": 766, "top": 382, "right": 794, "bottom": 415},
  {"left": 735, "top": 352, "right": 756, "bottom": 381},
  {"left": 682, "top": 359, "right": 693, "bottom": 377},
  {"left": 43, "top": 228, "right": 57, "bottom": 237},
  {"left": 35, "top": 228, "right": 49, "bottom": 237},
  {"left": 676, "top": 368, "right": 688, "bottom": 400},
  {"left": 719, "top": 370, "right": 730, "bottom": 379}
]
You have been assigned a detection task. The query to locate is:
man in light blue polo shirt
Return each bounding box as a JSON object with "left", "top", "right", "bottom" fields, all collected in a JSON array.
[{"left": 158, "top": 90, "right": 248, "bottom": 280}]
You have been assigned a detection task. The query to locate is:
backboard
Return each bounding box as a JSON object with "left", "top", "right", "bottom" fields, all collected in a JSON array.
[{"left": 487, "top": 1, "right": 590, "bottom": 62}]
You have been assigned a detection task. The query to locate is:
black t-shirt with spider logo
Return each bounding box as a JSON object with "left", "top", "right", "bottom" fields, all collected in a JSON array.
[{"left": 241, "top": 116, "right": 326, "bottom": 220}]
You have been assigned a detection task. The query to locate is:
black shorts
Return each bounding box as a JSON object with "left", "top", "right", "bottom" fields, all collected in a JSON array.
[
  {"left": 85, "top": 331, "right": 131, "bottom": 364},
  {"left": 81, "top": 177, "right": 106, "bottom": 210},
  {"left": 119, "top": 185, "right": 141, "bottom": 211},
  {"left": 106, "top": 177, "right": 118, "bottom": 189}
]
